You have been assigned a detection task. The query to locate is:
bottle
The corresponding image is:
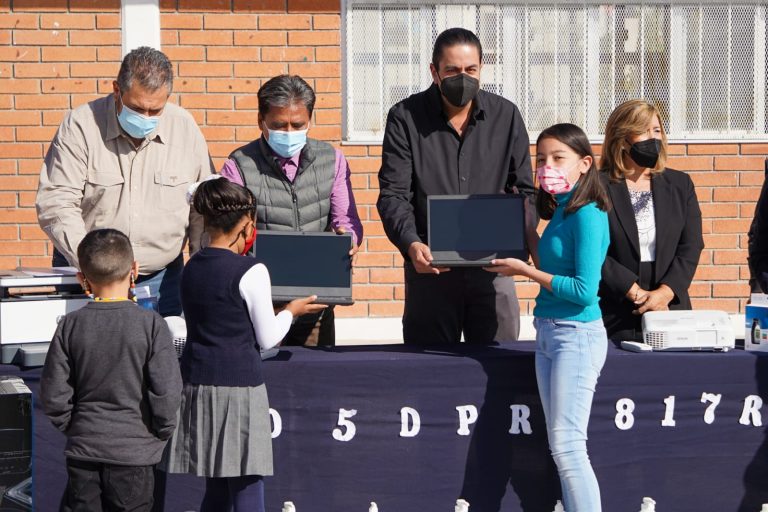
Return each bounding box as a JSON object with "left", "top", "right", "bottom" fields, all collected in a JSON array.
[
  {"left": 134, "top": 285, "right": 158, "bottom": 312},
  {"left": 639, "top": 497, "right": 656, "bottom": 512},
  {"left": 752, "top": 318, "right": 761, "bottom": 345},
  {"left": 369, "top": 503, "right": 378, "bottom": 512},
  {"left": 553, "top": 500, "right": 565, "bottom": 512},
  {"left": 282, "top": 502, "right": 296, "bottom": 512},
  {"left": 455, "top": 499, "right": 470, "bottom": 512}
]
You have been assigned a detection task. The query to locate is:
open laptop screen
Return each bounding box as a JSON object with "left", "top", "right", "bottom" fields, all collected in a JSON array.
[
  {"left": 428, "top": 194, "right": 527, "bottom": 266},
  {"left": 252, "top": 231, "right": 353, "bottom": 305}
]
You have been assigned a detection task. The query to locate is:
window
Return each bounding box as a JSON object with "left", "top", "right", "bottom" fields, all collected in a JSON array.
[{"left": 342, "top": 1, "right": 768, "bottom": 142}]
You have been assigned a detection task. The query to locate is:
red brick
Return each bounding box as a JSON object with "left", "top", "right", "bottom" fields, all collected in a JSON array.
[
  {"left": 42, "top": 46, "right": 97, "bottom": 62},
  {"left": 690, "top": 298, "right": 740, "bottom": 312},
  {"left": 200, "top": 126, "right": 235, "bottom": 142},
  {"left": 261, "top": 47, "right": 313, "bottom": 62},
  {"left": 695, "top": 188, "right": 713, "bottom": 203},
  {"left": 369, "top": 268, "right": 401, "bottom": 283},
  {"left": 0, "top": 226, "right": 14, "bottom": 240},
  {"left": 70, "top": 30, "right": 120, "bottom": 45},
  {"left": 43, "top": 110, "right": 66, "bottom": 125},
  {"left": 289, "top": 62, "right": 339, "bottom": 78},
  {"left": 0, "top": 46, "right": 39, "bottom": 62},
  {"left": 369, "top": 301, "right": 404, "bottom": 317},
  {"left": 740, "top": 171, "right": 766, "bottom": 186},
  {"left": 174, "top": 78, "right": 206, "bottom": 93},
  {"left": 698, "top": 250, "right": 712, "bottom": 265},
  {"left": 234, "top": 96, "right": 260, "bottom": 109},
  {"left": 0, "top": 13, "right": 38, "bottom": 29},
  {"left": 204, "top": 14, "right": 257, "bottom": 29},
  {"left": 689, "top": 172, "right": 738, "bottom": 188},
  {"left": 16, "top": 126, "right": 59, "bottom": 142},
  {"left": 161, "top": 31, "right": 178, "bottom": 46},
  {"left": 20, "top": 256, "right": 57, "bottom": 267},
  {"left": 20, "top": 225, "right": 47, "bottom": 240},
  {"left": 699, "top": 202, "right": 737, "bottom": 218},
  {"left": 71, "top": 63, "right": 119, "bottom": 78},
  {"left": 693, "top": 265, "right": 739, "bottom": 281},
  {"left": 313, "top": 14, "right": 340, "bottom": 30},
  {"left": 288, "top": 30, "right": 339, "bottom": 46},
  {"left": 207, "top": 78, "right": 261, "bottom": 93},
  {"left": 0, "top": 257, "right": 20, "bottom": 270},
  {"left": 288, "top": 0, "right": 339, "bottom": 13},
  {"left": 356, "top": 252, "right": 393, "bottom": 267},
  {"left": 17, "top": 94, "right": 71, "bottom": 111},
  {"left": 234, "top": 30, "right": 286, "bottom": 46},
  {"left": 162, "top": 47, "right": 205, "bottom": 62},
  {"left": 0, "top": 241, "right": 46, "bottom": 255},
  {"left": 712, "top": 219, "right": 752, "bottom": 233},
  {"left": 0, "top": 95, "right": 10, "bottom": 110},
  {"left": 160, "top": 13, "right": 203, "bottom": 29},
  {"left": 334, "top": 301, "right": 368, "bottom": 318},
  {"left": 40, "top": 13, "right": 94, "bottom": 29},
  {"left": 235, "top": 127, "right": 262, "bottom": 141},
  {"left": 97, "top": 79, "right": 114, "bottom": 93},
  {"left": 179, "top": 62, "right": 232, "bottom": 77},
  {"left": 349, "top": 173, "right": 367, "bottom": 189},
  {"left": 42, "top": 78, "right": 96, "bottom": 93},
  {"left": 339, "top": 145, "right": 367, "bottom": 157},
  {"left": 315, "top": 93, "right": 341, "bottom": 109},
  {"left": 96, "top": 13, "right": 120, "bottom": 29},
  {"left": 180, "top": 94, "right": 233, "bottom": 109},
  {"left": 14, "top": 29, "right": 67, "bottom": 45},
  {"left": 70, "top": 0, "right": 120, "bottom": 10},
  {"left": 316, "top": 47, "right": 340, "bottom": 62},
  {"left": 0, "top": 111, "right": 39, "bottom": 126},
  {"left": 351, "top": 267, "right": 369, "bottom": 284},
  {"left": 208, "top": 111, "right": 259, "bottom": 126},
  {"left": 233, "top": 62, "right": 286, "bottom": 77},
  {"left": 0, "top": 208, "right": 36, "bottom": 223},
  {"left": 703, "top": 234, "right": 739, "bottom": 249},
  {"left": 207, "top": 47, "right": 261, "bottom": 62},
  {"left": 741, "top": 203, "right": 756, "bottom": 219},
  {"left": 712, "top": 187, "right": 761, "bottom": 202},
  {"left": 0, "top": 127, "right": 12, "bottom": 140},
  {"left": 0, "top": 31, "right": 8, "bottom": 44},
  {"left": 233, "top": 0, "right": 285, "bottom": 12},
  {"left": 687, "top": 144, "right": 739, "bottom": 155},
  {"left": 688, "top": 282, "right": 711, "bottom": 298},
  {"left": 0, "top": 0, "right": 7, "bottom": 10},
  {"left": 11, "top": 0, "right": 65, "bottom": 11},
  {"left": 0, "top": 194, "right": 15, "bottom": 208},
  {"left": 353, "top": 284, "right": 393, "bottom": 300},
  {"left": 715, "top": 156, "right": 765, "bottom": 171},
  {"left": 258, "top": 14, "right": 310, "bottom": 30},
  {"left": 348, "top": 158, "right": 381, "bottom": 173},
  {"left": 314, "top": 78, "right": 341, "bottom": 93},
  {"left": 366, "top": 237, "right": 397, "bottom": 252},
  {"left": 0, "top": 144, "right": 41, "bottom": 159},
  {"left": 741, "top": 143, "right": 768, "bottom": 155},
  {"left": 713, "top": 250, "right": 747, "bottom": 266},
  {"left": 178, "top": 30, "right": 233, "bottom": 45},
  {"left": 394, "top": 286, "right": 405, "bottom": 300},
  {"left": 15, "top": 62, "right": 69, "bottom": 79},
  {"left": 308, "top": 125, "right": 340, "bottom": 141},
  {"left": 207, "top": 142, "right": 235, "bottom": 159},
  {"left": 666, "top": 144, "right": 686, "bottom": 155},
  {"left": 179, "top": 0, "right": 230, "bottom": 11},
  {"left": 665, "top": 156, "right": 713, "bottom": 171}
]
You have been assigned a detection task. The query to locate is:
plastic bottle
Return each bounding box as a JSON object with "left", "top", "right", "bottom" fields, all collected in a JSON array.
[
  {"left": 369, "top": 503, "right": 378, "bottom": 512},
  {"left": 455, "top": 499, "right": 470, "bottom": 512},
  {"left": 639, "top": 496, "right": 656, "bottom": 512},
  {"left": 553, "top": 500, "right": 565, "bottom": 512},
  {"left": 752, "top": 318, "right": 761, "bottom": 345}
]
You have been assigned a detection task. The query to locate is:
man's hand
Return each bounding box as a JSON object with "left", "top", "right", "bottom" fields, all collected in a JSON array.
[
  {"left": 335, "top": 226, "right": 360, "bottom": 266},
  {"left": 633, "top": 284, "right": 675, "bottom": 315},
  {"left": 407, "top": 241, "right": 449, "bottom": 274}
]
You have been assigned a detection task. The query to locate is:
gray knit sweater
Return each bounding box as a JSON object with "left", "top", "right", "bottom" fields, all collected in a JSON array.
[{"left": 40, "top": 301, "right": 182, "bottom": 466}]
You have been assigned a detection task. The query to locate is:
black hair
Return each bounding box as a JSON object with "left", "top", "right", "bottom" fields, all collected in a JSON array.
[
  {"left": 77, "top": 229, "right": 134, "bottom": 285},
  {"left": 117, "top": 46, "right": 173, "bottom": 94},
  {"left": 535, "top": 123, "right": 611, "bottom": 220},
  {"left": 258, "top": 74, "right": 316, "bottom": 117},
  {"left": 432, "top": 27, "right": 483, "bottom": 69},
  {"left": 193, "top": 178, "right": 256, "bottom": 233}
]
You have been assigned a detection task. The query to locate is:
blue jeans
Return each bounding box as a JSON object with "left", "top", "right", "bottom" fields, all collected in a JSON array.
[
  {"left": 53, "top": 249, "right": 183, "bottom": 316},
  {"left": 534, "top": 317, "right": 607, "bottom": 512}
]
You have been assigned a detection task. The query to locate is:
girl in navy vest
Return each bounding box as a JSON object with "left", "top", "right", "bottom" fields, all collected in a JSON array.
[
  {"left": 486, "top": 124, "right": 611, "bottom": 511},
  {"left": 162, "top": 177, "right": 325, "bottom": 512}
]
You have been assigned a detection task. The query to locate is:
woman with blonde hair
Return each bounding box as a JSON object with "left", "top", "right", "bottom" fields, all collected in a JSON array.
[{"left": 599, "top": 99, "right": 704, "bottom": 341}]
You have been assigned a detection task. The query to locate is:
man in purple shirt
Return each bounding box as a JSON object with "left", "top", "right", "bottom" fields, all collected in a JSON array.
[{"left": 220, "top": 74, "right": 363, "bottom": 346}]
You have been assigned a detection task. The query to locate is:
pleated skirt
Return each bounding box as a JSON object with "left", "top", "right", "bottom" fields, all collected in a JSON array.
[{"left": 161, "top": 383, "right": 273, "bottom": 478}]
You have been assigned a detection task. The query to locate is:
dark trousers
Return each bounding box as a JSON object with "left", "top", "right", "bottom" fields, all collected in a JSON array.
[
  {"left": 280, "top": 306, "right": 336, "bottom": 346},
  {"left": 200, "top": 475, "right": 265, "bottom": 512},
  {"left": 60, "top": 459, "right": 154, "bottom": 512},
  {"left": 402, "top": 262, "right": 520, "bottom": 345}
]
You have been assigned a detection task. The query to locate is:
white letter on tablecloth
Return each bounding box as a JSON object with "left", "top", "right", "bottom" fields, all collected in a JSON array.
[
  {"left": 400, "top": 407, "right": 421, "bottom": 437},
  {"left": 615, "top": 398, "right": 635, "bottom": 430},
  {"left": 509, "top": 405, "right": 532, "bottom": 435},
  {"left": 269, "top": 408, "right": 282, "bottom": 438},
  {"left": 332, "top": 408, "right": 358, "bottom": 441},
  {"left": 456, "top": 405, "right": 478, "bottom": 436},
  {"left": 740, "top": 395, "right": 764, "bottom": 427},
  {"left": 700, "top": 392, "right": 722, "bottom": 425},
  {"left": 661, "top": 395, "right": 676, "bottom": 427}
]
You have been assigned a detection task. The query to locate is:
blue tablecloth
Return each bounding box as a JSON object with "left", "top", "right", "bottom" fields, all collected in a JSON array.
[{"left": 9, "top": 342, "right": 768, "bottom": 512}]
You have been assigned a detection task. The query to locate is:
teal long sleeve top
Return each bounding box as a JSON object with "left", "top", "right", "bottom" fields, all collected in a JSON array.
[{"left": 533, "top": 189, "right": 610, "bottom": 322}]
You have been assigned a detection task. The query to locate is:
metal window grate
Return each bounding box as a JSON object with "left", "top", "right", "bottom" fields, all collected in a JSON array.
[{"left": 342, "top": 1, "right": 768, "bottom": 142}]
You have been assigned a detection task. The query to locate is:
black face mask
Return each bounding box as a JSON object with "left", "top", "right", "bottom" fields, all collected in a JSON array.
[
  {"left": 628, "top": 138, "right": 662, "bottom": 169},
  {"left": 438, "top": 73, "right": 480, "bottom": 108}
]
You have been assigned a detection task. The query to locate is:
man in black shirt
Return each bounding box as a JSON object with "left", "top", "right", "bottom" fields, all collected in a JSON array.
[{"left": 377, "top": 27, "right": 536, "bottom": 345}]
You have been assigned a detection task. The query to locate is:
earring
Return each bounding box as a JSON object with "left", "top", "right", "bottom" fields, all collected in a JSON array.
[
  {"left": 82, "top": 278, "right": 92, "bottom": 298},
  {"left": 129, "top": 272, "right": 137, "bottom": 302}
]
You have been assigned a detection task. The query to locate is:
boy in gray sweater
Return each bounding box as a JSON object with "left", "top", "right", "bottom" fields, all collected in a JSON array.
[{"left": 40, "top": 229, "right": 182, "bottom": 512}]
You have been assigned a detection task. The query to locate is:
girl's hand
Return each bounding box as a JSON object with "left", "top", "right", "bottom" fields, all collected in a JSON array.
[
  {"left": 483, "top": 258, "right": 529, "bottom": 277},
  {"left": 286, "top": 295, "right": 328, "bottom": 317}
]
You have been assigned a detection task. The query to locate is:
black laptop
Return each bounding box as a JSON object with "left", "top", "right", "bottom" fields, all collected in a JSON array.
[
  {"left": 252, "top": 231, "right": 354, "bottom": 305},
  {"left": 428, "top": 194, "right": 528, "bottom": 267}
]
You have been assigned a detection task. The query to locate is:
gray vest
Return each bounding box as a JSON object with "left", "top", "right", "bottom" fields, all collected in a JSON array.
[{"left": 229, "top": 138, "right": 337, "bottom": 233}]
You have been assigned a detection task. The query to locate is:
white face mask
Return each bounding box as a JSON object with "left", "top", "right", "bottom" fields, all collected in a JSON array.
[{"left": 536, "top": 163, "right": 577, "bottom": 195}]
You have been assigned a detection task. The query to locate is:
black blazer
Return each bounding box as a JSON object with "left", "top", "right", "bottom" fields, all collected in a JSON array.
[{"left": 599, "top": 169, "right": 704, "bottom": 338}]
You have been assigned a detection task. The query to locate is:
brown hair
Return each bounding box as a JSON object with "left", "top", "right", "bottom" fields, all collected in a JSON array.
[
  {"left": 535, "top": 123, "right": 610, "bottom": 221},
  {"left": 601, "top": 99, "right": 668, "bottom": 181}
]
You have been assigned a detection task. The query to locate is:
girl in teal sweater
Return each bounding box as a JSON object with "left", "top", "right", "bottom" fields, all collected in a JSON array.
[{"left": 486, "top": 123, "right": 610, "bottom": 511}]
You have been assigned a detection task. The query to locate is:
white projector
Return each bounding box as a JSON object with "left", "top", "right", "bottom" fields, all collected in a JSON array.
[{"left": 641, "top": 310, "right": 734, "bottom": 351}]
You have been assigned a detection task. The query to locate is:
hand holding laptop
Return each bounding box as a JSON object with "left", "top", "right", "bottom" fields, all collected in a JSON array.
[
  {"left": 408, "top": 241, "right": 450, "bottom": 274},
  {"left": 483, "top": 258, "right": 529, "bottom": 277},
  {"left": 285, "top": 295, "right": 328, "bottom": 317},
  {"left": 334, "top": 226, "right": 360, "bottom": 266}
]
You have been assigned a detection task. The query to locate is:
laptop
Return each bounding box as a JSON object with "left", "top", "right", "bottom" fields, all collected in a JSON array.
[
  {"left": 428, "top": 194, "right": 528, "bottom": 267},
  {"left": 252, "top": 231, "right": 354, "bottom": 305}
]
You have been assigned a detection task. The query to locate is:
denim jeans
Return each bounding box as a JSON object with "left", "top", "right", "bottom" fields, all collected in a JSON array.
[
  {"left": 53, "top": 249, "right": 183, "bottom": 317},
  {"left": 534, "top": 317, "right": 607, "bottom": 512}
]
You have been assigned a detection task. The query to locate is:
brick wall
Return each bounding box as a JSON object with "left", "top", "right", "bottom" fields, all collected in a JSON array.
[{"left": 0, "top": 0, "right": 762, "bottom": 318}]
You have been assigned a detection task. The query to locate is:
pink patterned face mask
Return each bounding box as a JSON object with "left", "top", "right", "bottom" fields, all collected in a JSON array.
[{"left": 536, "top": 164, "right": 574, "bottom": 195}]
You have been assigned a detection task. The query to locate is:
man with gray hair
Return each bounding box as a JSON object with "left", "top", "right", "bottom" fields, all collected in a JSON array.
[
  {"left": 36, "top": 46, "right": 214, "bottom": 316},
  {"left": 220, "top": 74, "right": 363, "bottom": 346}
]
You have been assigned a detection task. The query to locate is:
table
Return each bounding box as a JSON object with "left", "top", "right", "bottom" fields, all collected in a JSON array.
[{"left": 11, "top": 342, "right": 768, "bottom": 512}]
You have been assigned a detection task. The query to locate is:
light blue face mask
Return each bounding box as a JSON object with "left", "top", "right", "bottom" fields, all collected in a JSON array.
[
  {"left": 265, "top": 128, "right": 308, "bottom": 158},
  {"left": 117, "top": 94, "right": 160, "bottom": 139}
]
